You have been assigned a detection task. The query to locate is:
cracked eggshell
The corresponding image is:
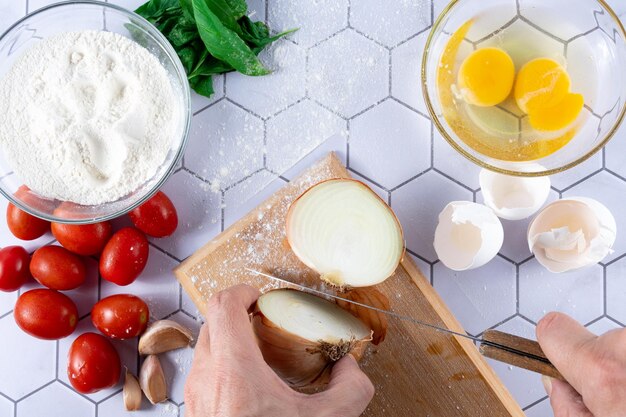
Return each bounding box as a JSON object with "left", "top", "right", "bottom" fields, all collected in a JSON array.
[
  {"left": 479, "top": 167, "right": 551, "bottom": 221},
  {"left": 527, "top": 197, "right": 616, "bottom": 273},
  {"left": 434, "top": 201, "right": 504, "bottom": 271}
]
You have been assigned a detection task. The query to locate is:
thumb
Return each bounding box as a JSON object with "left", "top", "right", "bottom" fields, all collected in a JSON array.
[
  {"left": 536, "top": 312, "right": 597, "bottom": 393},
  {"left": 307, "top": 355, "right": 374, "bottom": 417},
  {"left": 543, "top": 376, "right": 594, "bottom": 417}
]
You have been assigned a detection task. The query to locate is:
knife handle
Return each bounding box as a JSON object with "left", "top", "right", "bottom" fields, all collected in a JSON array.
[{"left": 479, "top": 330, "right": 564, "bottom": 380}]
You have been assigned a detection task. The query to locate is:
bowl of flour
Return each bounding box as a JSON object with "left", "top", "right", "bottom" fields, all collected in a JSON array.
[{"left": 0, "top": 1, "right": 191, "bottom": 223}]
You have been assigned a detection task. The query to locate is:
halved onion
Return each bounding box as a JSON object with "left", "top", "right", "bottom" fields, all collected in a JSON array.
[
  {"left": 252, "top": 289, "right": 372, "bottom": 388},
  {"left": 286, "top": 179, "right": 404, "bottom": 288},
  {"left": 336, "top": 287, "right": 389, "bottom": 345}
]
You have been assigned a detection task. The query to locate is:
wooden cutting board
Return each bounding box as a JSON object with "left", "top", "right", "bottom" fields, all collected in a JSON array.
[{"left": 174, "top": 153, "right": 524, "bottom": 417}]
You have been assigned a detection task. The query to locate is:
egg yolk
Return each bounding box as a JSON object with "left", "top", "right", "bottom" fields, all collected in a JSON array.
[
  {"left": 528, "top": 93, "right": 584, "bottom": 132},
  {"left": 457, "top": 47, "right": 515, "bottom": 107},
  {"left": 514, "top": 58, "right": 583, "bottom": 131}
]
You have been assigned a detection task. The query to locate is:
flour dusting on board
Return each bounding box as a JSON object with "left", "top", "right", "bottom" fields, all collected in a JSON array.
[{"left": 182, "top": 154, "right": 342, "bottom": 303}]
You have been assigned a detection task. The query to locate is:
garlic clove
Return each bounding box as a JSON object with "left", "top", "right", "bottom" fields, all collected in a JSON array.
[
  {"left": 139, "top": 355, "right": 167, "bottom": 405},
  {"left": 479, "top": 167, "right": 551, "bottom": 220},
  {"left": 138, "top": 320, "right": 193, "bottom": 355},
  {"left": 123, "top": 369, "right": 142, "bottom": 411},
  {"left": 528, "top": 197, "right": 616, "bottom": 273},
  {"left": 434, "top": 201, "right": 504, "bottom": 271}
]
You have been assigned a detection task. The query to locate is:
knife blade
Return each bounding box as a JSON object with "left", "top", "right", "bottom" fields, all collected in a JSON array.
[{"left": 246, "top": 268, "right": 563, "bottom": 380}]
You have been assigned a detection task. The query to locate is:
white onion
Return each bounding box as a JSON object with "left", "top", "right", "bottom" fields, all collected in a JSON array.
[
  {"left": 286, "top": 179, "right": 404, "bottom": 287},
  {"left": 252, "top": 289, "right": 372, "bottom": 388}
]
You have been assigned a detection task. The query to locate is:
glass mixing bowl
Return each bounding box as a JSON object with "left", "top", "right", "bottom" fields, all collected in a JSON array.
[
  {"left": 422, "top": 0, "right": 626, "bottom": 176},
  {"left": 0, "top": 1, "right": 190, "bottom": 224}
]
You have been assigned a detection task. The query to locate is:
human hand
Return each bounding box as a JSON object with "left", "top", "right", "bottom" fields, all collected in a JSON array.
[
  {"left": 536, "top": 312, "right": 626, "bottom": 417},
  {"left": 184, "top": 284, "right": 375, "bottom": 417}
]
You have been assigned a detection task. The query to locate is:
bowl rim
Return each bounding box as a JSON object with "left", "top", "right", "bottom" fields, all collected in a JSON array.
[
  {"left": 0, "top": 0, "right": 191, "bottom": 224},
  {"left": 421, "top": 0, "right": 626, "bottom": 177}
]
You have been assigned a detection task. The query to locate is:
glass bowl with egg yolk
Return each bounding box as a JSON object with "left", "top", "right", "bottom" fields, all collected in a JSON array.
[{"left": 422, "top": 0, "right": 626, "bottom": 176}]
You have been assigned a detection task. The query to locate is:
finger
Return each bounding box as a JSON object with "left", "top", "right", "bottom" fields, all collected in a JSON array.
[
  {"left": 536, "top": 312, "right": 597, "bottom": 393},
  {"left": 544, "top": 377, "right": 594, "bottom": 417},
  {"left": 205, "top": 284, "right": 261, "bottom": 353},
  {"left": 307, "top": 355, "right": 374, "bottom": 417},
  {"left": 193, "top": 323, "right": 211, "bottom": 361}
]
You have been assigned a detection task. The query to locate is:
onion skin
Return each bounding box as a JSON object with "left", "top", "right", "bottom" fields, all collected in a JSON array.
[
  {"left": 251, "top": 298, "right": 371, "bottom": 388},
  {"left": 336, "top": 288, "right": 390, "bottom": 345}
]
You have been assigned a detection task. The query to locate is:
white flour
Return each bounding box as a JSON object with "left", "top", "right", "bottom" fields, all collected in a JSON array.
[{"left": 0, "top": 31, "right": 177, "bottom": 205}]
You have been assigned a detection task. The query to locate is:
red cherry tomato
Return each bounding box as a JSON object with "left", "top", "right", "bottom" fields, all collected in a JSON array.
[
  {"left": 91, "top": 294, "right": 149, "bottom": 339},
  {"left": 30, "top": 246, "right": 86, "bottom": 291},
  {"left": 6, "top": 203, "right": 50, "bottom": 240},
  {"left": 129, "top": 191, "right": 178, "bottom": 238},
  {"left": 14, "top": 289, "right": 78, "bottom": 339},
  {"left": 99, "top": 227, "right": 149, "bottom": 286},
  {"left": 0, "top": 246, "right": 31, "bottom": 292},
  {"left": 68, "top": 332, "right": 121, "bottom": 394},
  {"left": 51, "top": 220, "right": 112, "bottom": 256}
]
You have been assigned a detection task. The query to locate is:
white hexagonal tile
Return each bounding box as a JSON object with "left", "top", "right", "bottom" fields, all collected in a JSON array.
[
  {"left": 308, "top": 30, "right": 389, "bottom": 118},
  {"left": 519, "top": 0, "right": 598, "bottom": 41},
  {"left": 16, "top": 382, "right": 94, "bottom": 417},
  {"left": 98, "top": 392, "right": 180, "bottom": 417},
  {"left": 0, "top": 315, "right": 56, "bottom": 400},
  {"left": 156, "top": 170, "right": 221, "bottom": 261},
  {"left": 477, "top": 20, "right": 565, "bottom": 69},
  {"left": 350, "top": 100, "right": 431, "bottom": 189},
  {"left": 605, "top": 120, "right": 626, "bottom": 178},
  {"left": 0, "top": 394, "right": 12, "bottom": 417},
  {"left": 185, "top": 101, "right": 265, "bottom": 188},
  {"left": 100, "top": 246, "right": 180, "bottom": 320},
  {"left": 191, "top": 75, "right": 225, "bottom": 115},
  {"left": 181, "top": 289, "right": 205, "bottom": 322},
  {"left": 0, "top": 1, "right": 24, "bottom": 34},
  {"left": 550, "top": 149, "right": 602, "bottom": 191},
  {"left": 279, "top": 133, "right": 348, "bottom": 181},
  {"left": 58, "top": 318, "right": 136, "bottom": 402},
  {"left": 433, "top": 257, "right": 516, "bottom": 336},
  {"left": 586, "top": 317, "right": 623, "bottom": 335},
  {"left": 349, "top": 170, "right": 389, "bottom": 203},
  {"left": 484, "top": 317, "right": 546, "bottom": 409},
  {"left": 433, "top": 130, "right": 481, "bottom": 191},
  {"left": 159, "top": 312, "right": 201, "bottom": 405},
  {"left": 563, "top": 171, "right": 626, "bottom": 262},
  {"left": 227, "top": 40, "right": 306, "bottom": 118},
  {"left": 350, "top": 0, "right": 431, "bottom": 47},
  {"left": 392, "top": 171, "right": 473, "bottom": 262},
  {"left": 408, "top": 253, "right": 432, "bottom": 284},
  {"left": 223, "top": 170, "right": 287, "bottom": 228},
  {"left": 0, "top": 291, "right": 17, "bottom": 317},
  {"left": 390, "top": 32, "right": 429, "bottom": 115},
  {"left": 606, "top": 256, "right": 626, "bottom": 324},
  {"left": 266, "top": 100, "right": 346, "bottom": 174},
  {"left": 524, "top": 398, "right": 553, "bottom": 417},
  {"left": 477, "top": 189, "right": 559, "bottom": 264},
  {"left": 519, "top": 259, "right": 603, "bottom": 324},
  {"left": 267, "top": 0, "right": 348, "bottom": 48},
  {"left": 248, "top": 0, "right": 266, "bottom": 21},
  {"left": 0, "top": 199, "right": 54, "bottom": 252}
]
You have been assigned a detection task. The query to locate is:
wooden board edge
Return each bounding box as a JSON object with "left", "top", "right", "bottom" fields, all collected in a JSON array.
[{"left": 400, "top": 257, "right": 525, "bottom": 417}]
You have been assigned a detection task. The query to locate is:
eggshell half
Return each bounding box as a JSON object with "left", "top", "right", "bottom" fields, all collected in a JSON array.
[
  {"left": 479, "top": 168, "right": 551, "bottom": 221},
  {"left": 434, "top": 201, "right": 504, "bottom": 271},
  {"left": 527, "top": 197, "right": 616, "bottom": 273}
]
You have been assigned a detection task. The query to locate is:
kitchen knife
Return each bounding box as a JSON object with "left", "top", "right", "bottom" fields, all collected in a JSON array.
[{"left": 246, "top": 268, "right": 564, "bottom": 380}]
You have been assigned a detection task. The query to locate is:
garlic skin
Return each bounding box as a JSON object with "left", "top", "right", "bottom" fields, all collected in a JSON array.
[
  {"left": 123, "top": 370, "right": 142, "bottom": 411},
  {"left": 528, "top": 197, "right": 616, "bottom": 273},
  {"left": 138, "top": 320, "right": 193, "bottom": 355},
  {"left": 479, "top": 168, "right": 551, "bottom": 220},
  {"left": 252, "top": 289, "right": 372, "bottom": 388},
  {"left": 434, "top": 201, "right": 504, "bottom": 271}
]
